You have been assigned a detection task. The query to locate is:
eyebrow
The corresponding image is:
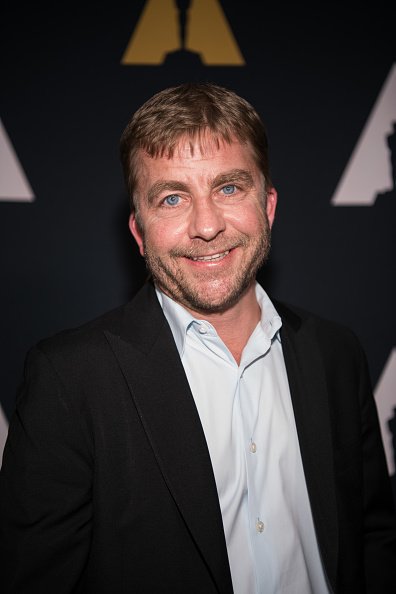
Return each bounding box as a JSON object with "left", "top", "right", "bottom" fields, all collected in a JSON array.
[
  {"left": 146, "top": 169, "right": 255, "bottom": 206},
  {"left": 210, "top": 169, "right": 255, "bottom": 190},
  {"left": 147, "top": 180, "right": 190, "bottom": 205}
]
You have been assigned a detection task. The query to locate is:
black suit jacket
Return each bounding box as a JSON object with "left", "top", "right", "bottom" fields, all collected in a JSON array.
[{"left": 1, "top": 282, "right": 395, "bottom": 593}]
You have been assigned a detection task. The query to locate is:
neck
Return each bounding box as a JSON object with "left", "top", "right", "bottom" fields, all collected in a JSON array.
[{"left": 188, "top": 284, "right": 261, "bottom": 365}]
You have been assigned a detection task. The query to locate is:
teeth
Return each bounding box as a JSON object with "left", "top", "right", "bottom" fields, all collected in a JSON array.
[{"left": 192, "top": 250, "right": 230, "bottom": 262}]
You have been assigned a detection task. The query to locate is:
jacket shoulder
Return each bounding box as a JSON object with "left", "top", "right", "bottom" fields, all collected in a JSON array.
[
  {"left": 273, "top": 298, "right": 365, "bottom": 355},
  {"left": 33, "top": 282, "right": 159, "bottom": 362},
  {"left": 36, "top": 301, "right": 128, "bottom": 357}
]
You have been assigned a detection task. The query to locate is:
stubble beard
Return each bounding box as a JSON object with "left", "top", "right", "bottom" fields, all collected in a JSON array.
[{"left": 142, "top": 219, "right": 272, "bottom": 315}]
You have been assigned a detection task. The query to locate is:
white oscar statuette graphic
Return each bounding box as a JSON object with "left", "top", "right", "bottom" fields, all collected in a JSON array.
[
  {"left": 375, "top": 348, "right": 396, "bottom": 476},
  {"left": 331, "top": 63, "right": 396, "bottom": 206},
  {"left": 0, "top": 403, "right": 9, "bottom": 466},
  {"left": 0, "top": 118, "right": 34, "bottom": 202}
]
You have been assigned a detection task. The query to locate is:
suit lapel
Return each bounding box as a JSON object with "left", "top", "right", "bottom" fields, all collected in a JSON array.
[
  {"left": 103, "top": 284, "right": 338, "bottom": 591},
  {"left": 276, "top": 302, "right": 339, "bottom": 591},
  {"left": 105, "top": 283, "right": 233, "bottom": 594}
]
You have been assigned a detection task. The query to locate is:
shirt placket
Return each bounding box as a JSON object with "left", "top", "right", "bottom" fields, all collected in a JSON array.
[{"left": 239, "top": 350, "right": 277, "bottom": 593}]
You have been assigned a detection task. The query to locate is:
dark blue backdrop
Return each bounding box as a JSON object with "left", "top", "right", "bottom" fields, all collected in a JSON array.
[{"left": 1, "top": 2, "right": 395, "bottom": 494}]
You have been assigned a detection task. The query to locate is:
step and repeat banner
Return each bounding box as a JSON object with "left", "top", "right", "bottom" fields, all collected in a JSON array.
[{"left": 1, "top": 1, "right": 395, "bottom": 498}]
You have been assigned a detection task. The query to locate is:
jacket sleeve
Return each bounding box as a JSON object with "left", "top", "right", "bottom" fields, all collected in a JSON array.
[{"left": 0, "top": 346, "right": 93, "bottom": 593}]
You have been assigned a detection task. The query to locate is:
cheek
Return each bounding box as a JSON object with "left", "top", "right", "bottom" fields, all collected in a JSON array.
[
  {"left": 144, "top": 217, "right": 187, "bottom": 252},
  {"left": 226, "top": 203, "right": 267, "bottom": 233}
]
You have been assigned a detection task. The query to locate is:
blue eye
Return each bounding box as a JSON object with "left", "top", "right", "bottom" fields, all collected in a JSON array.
[
  {"left": 164, "top": 194, "right": 180, "bottom": 206},
  {"left": 222, "top": 184, "right": 236, "bottom": 195}
]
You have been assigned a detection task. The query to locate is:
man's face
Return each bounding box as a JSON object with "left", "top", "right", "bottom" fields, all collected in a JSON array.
[{"left": 129, "top": 133, "right": 277, "bottom": 315}]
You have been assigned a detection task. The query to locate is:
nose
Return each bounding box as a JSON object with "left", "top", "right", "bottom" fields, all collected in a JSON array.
[{"left": 188, "top": 197, "right": 226, "bottom": 241}]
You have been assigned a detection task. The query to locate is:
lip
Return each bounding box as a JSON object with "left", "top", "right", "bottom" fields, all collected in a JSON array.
[
  {"left": 183, "top": 247, "right": 235, "bottom": 267},
  {"left": 191, "top": 250, "right": 230, "bottom": 262}
]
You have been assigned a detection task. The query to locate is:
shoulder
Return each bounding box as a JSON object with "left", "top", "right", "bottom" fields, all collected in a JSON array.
[
  {"left": 31, "top": 282, "right": 160, "bottom": 370},
  {"left": 273, "top": 298, "right": 366, "bottom": 363},
  {"left": 272, "top": 299, "right": 375, "bottom": 410},
  {"left": 35, "top": 302, "right": 127, "bottom": 360}
]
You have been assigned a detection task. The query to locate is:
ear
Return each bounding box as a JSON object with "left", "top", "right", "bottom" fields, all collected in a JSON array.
[
  {"left": 266, "top": 187, "right": 277, "bottom": 228},
  {"left": 129, "top": 213, "right": 145, "bottom": 257}
]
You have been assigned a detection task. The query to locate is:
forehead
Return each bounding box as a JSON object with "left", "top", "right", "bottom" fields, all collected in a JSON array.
[{"left": 136, "top": 133, "right": 258, "bottom": 179}]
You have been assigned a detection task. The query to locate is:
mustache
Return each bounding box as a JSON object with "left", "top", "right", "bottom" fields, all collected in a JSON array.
[{"left": 168, "top": 236, "right": 250, "bottom": 259}]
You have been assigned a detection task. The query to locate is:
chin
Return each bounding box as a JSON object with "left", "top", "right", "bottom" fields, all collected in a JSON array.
[{"left": 179, "top": 283, "right": 250, "bottom": 315}]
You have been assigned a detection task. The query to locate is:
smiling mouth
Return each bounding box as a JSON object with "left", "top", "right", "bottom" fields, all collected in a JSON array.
[{"left": 191, "top": 250, "right": 230, "bottom": 262}]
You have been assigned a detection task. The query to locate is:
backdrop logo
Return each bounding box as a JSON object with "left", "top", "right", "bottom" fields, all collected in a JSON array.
[
  {"left": 331, "top": 63, "right": 396, "bottom": 206},
  {"left": 0, "top": 119, "right": 34, "bottom": 202},
  {"left": 0, "top": 403, "right": 7, "bottom": 465},
  {"left": 121, "top": 0, "right": 245, "bottom": 66},
  {"left": 375, "top": 348, "right": 396, "bottom": 476}
]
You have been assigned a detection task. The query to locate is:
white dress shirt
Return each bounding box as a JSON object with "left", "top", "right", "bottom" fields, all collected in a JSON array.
[{"left": 156, "top": 284, "right": 331, "bottom": 594}]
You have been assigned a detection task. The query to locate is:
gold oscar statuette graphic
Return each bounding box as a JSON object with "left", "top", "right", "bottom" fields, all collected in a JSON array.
[{"left": 121, "top": 0, "right": 245, "bottom": 66}]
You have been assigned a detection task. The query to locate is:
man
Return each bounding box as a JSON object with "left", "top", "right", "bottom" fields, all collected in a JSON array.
[{"left": 1, "top": 83, "right": 395, "bottom": 593}]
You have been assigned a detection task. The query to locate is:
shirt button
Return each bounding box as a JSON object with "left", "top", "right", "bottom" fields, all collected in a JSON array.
[
  {"left": 256, "top": 519, "right": 265, "bottom": 533},
  {"left": 198, "top": 324, "right": 207, "bottom": 334},
  {"left": 249, "top": 441, "right": 257, "bottom": 453}
]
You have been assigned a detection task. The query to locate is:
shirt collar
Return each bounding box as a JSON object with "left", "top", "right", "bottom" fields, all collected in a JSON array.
[
  {"left": 155, "top": 288, "right": 195, "bottom": 357},
  {"left": 254, "top": 282, "right": 282, "bottom": 343},
  {"left": 156, "top": 282, "right": 282, "bottom": 359}
]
